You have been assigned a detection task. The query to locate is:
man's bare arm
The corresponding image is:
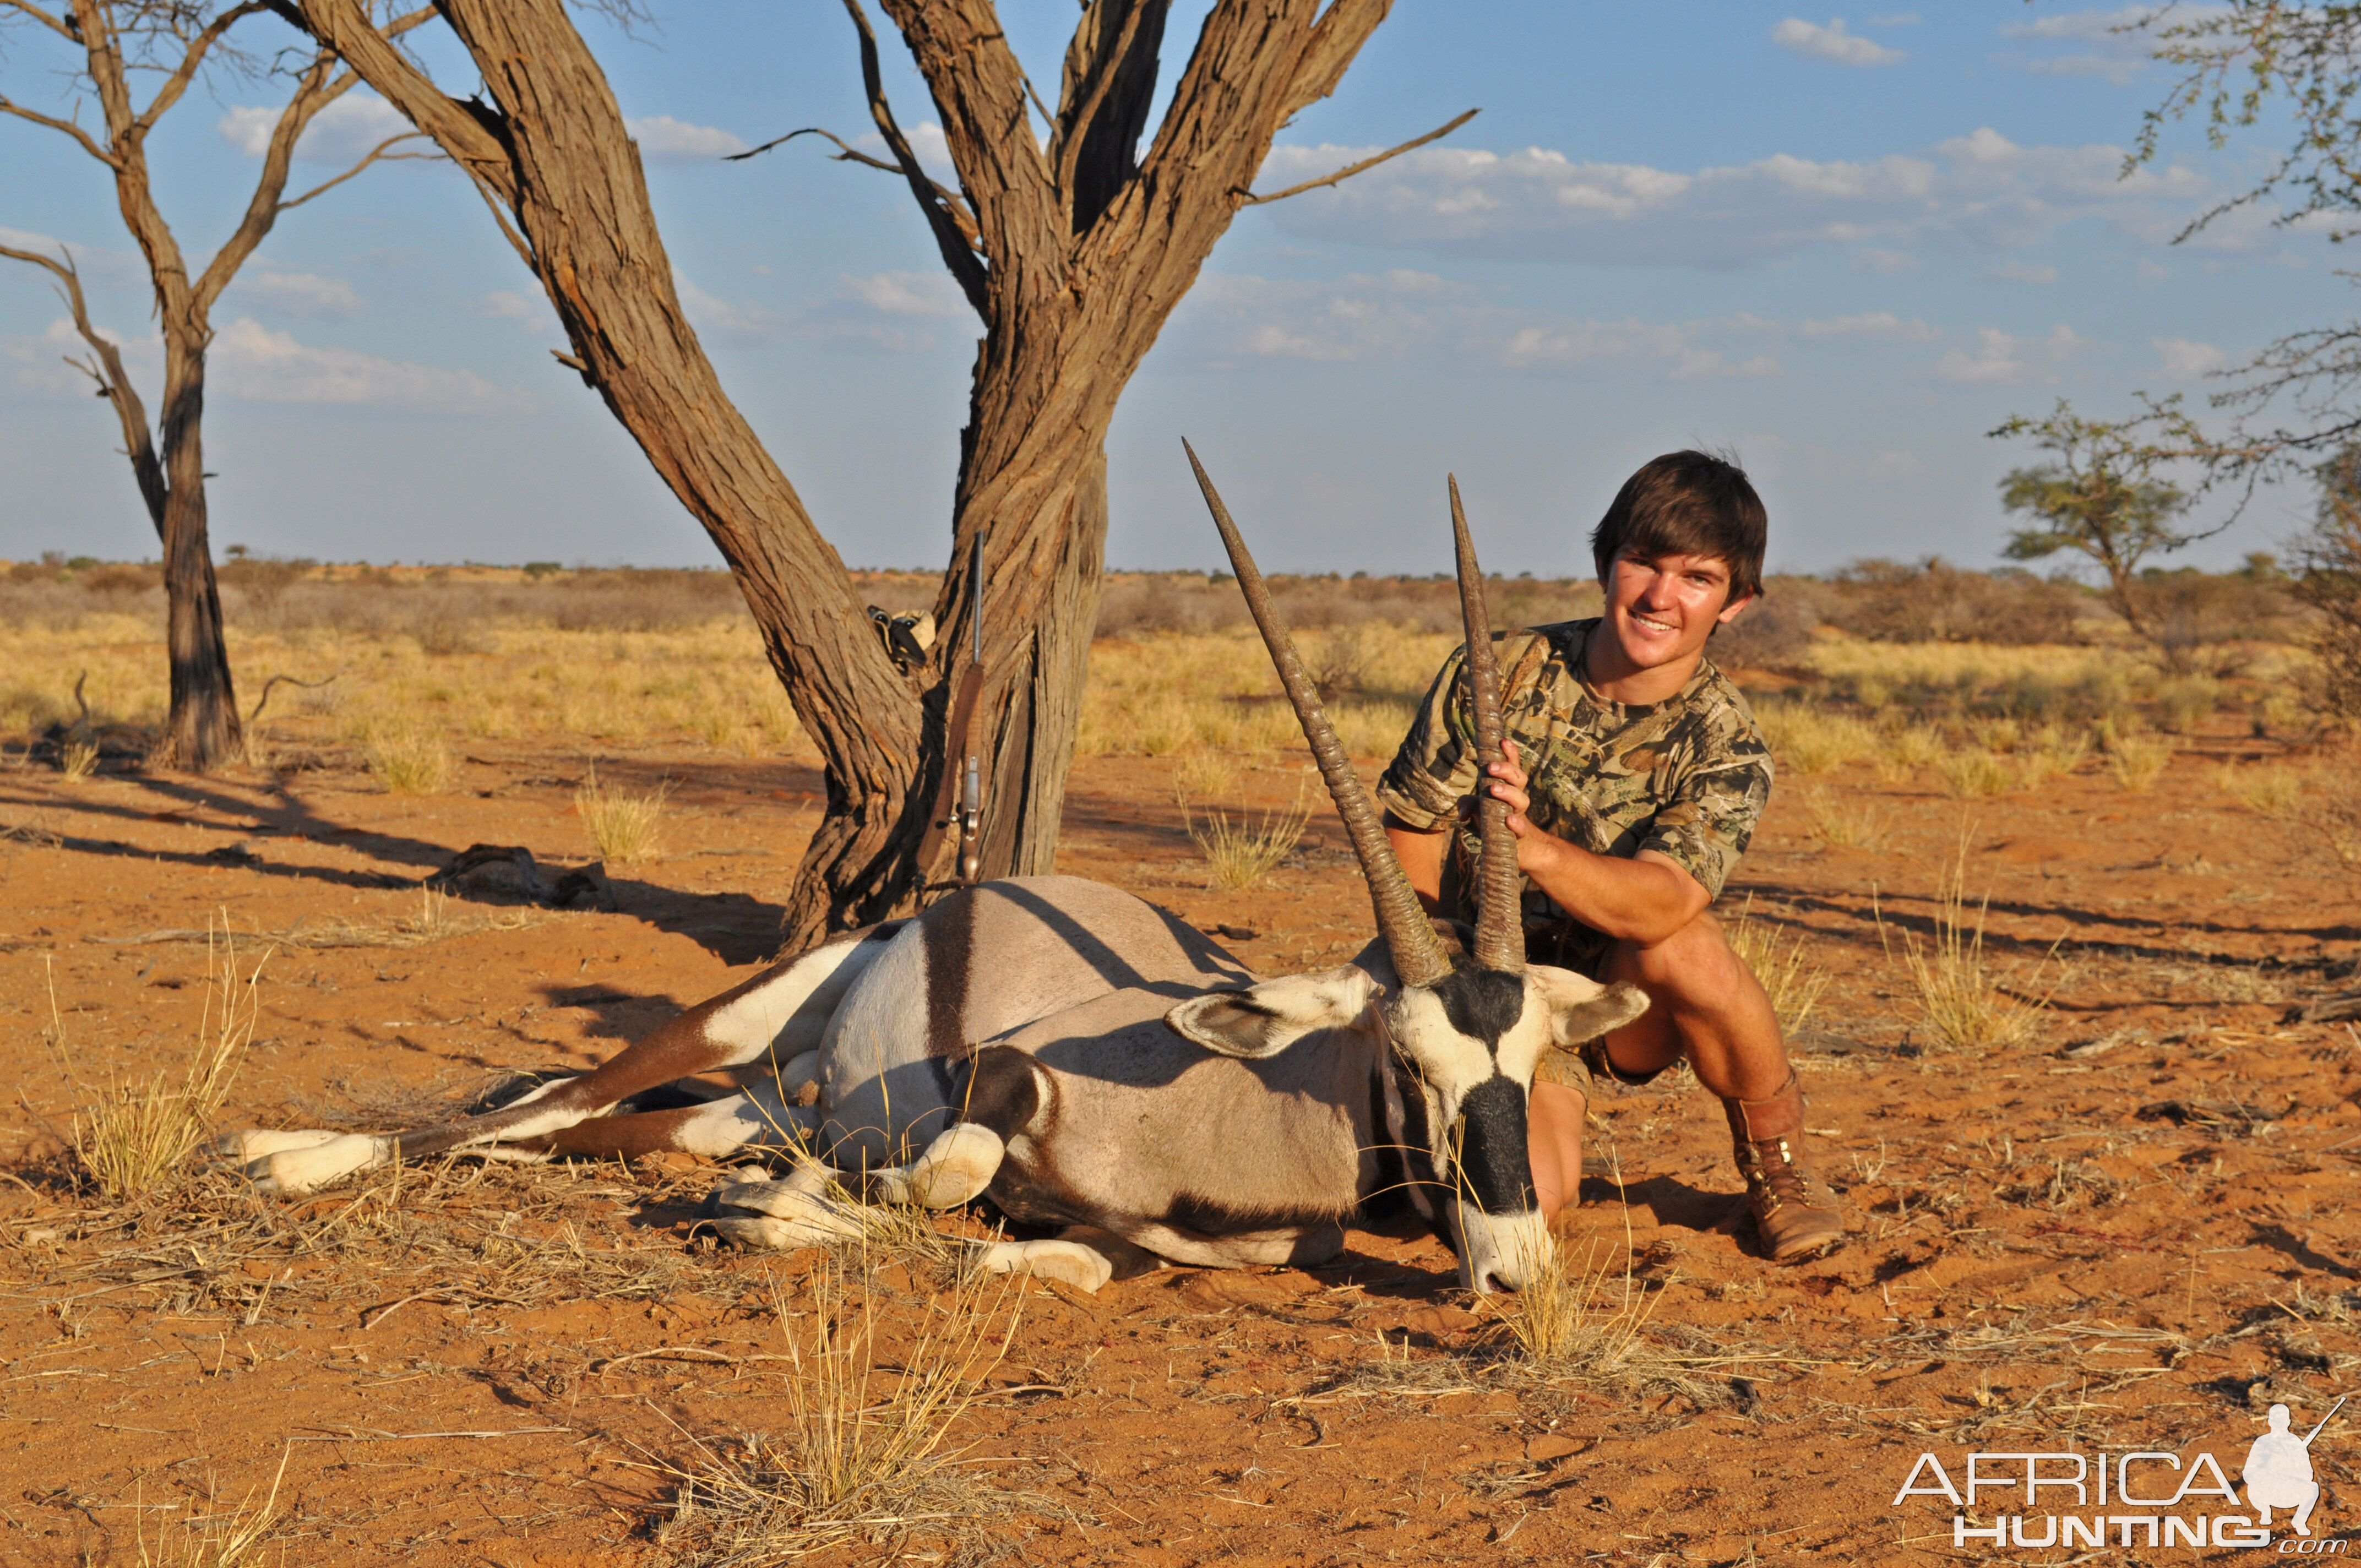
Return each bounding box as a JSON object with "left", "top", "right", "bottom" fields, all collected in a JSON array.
[
  {"left": 1383, "top": 813, "right": 1448, "bottom": 914},
  {"left": 1483, "top": 741, "right": 1711, "bottom": 947}
]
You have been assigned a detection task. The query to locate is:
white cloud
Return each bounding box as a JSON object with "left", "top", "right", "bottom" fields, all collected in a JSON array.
[
  {"left": 1788, "top": 311, "right": 1944, "bottom": 342},
  {"left": 5, "top": 316, "right": 157, "bottom": 396},
  {"left": 471, "top": 291, "right": 543, "bottom": 320},
  {"left": 1930, "top": 324, "right": 2091, "bottom": 384},
  {"left": 219, "top": 92, "right": 414, "bottom": 164},
  {"left": 1163, "top": 273, "right": 1941, "bottom": 379},
  {"left": 0, "top": 226, "right": 145, "bottom": 287},
  {"left": 1987, "top": 259, "right": 2059, "bottom": 283},
  {"left": 1852, "top": 247, "right": 1920, "bottom": 274},
  {"left": 210, "top": 318, "right": 529, "bottom": 411},
  {"left": 625, "top": 116, "right": 748, "bottom": 162},
  {"left": 1995, "top": 7, "right": 2177, "bottom": 87},
  {"left": 2154, "top": 336, "right": 2228, "bottom": 378},
  {"left": 1772, "top": 18, "right": 1904, "bottom": 66},
  {"left": 232, "top": 269, "right": 362, "bottom": 317},
  {"left": 1247, "top": 127, "right": 2213, "bottom": 269},
  {"left": 673, "top": 271, "right": 785, "bottom": 343},
  {"left": 837, "top": 270, "right": 969, "bottom": 318}
]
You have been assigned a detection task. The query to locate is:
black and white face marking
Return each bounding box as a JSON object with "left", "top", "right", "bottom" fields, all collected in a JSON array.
[
  {"left": 1382, "top": 968, "right": 1553, "bottom": 1211},
  {"left": 1381, "top": 965, "right": 1600, "bottom": 1294}
]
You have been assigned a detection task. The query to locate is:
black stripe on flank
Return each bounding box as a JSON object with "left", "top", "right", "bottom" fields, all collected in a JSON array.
[{"left": 924, "top": 887, "right": 977, "bottom": 1059}]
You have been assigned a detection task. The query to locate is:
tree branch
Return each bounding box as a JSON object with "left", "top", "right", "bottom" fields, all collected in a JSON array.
[
  {"left": 834, "top": 0, "right": 988, "bottom": 317},
  {"left": 278, "top": 128, "right": 432, "bottom": 210},
  {"left": 279, "top": 0, "right": 527, "bottom": 262},
  {"left": 1241, "top": 106, "right": 1476, "bottom": 205},
  {"left": 0, "top": 0, "right": 78, "bottom": 43},
  {"left": 132, "top": 0, "right": 273, "bottom": 136},
  {"left": 1283, "top": 0, "right": 1392, "bottom": 119},
  {"left": 730, "top": 124, "right": 902, "bottom": 173},
  {"left": 1052, "top": 0, "right": 1150, "bottom": 209},
  {"left": 0, "top": 242, "right": 166, "bottom": 530},
  {"left": 196, "top": 45, "right": 350, "bottom": 310},
  {"left": 0, "top": 95, "right": 122, "bottom": 166},
  {"left": 728, "top": 124, "right": 982, "bottom": 248}
]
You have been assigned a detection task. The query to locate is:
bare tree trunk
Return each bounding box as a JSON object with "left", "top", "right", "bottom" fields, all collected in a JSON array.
[{"left": 155, "top": 338, "right": 240, "bottom": 769}]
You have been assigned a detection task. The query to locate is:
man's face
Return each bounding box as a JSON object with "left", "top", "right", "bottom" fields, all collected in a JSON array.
[{"left": 1598, "top": 549, "right": 1754, "bottom": 672}]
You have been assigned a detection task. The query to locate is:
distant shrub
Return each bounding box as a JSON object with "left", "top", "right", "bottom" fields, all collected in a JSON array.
[
  {"left": 2129, "top": 566, "right": 2293, "bottom": 675},
  {"left": 1710, "top": 578, "right": 1822, "bottom": 669},
  {"left": 1094, "top": 573, "right": 1604, "bottom": 641},
  {"left": 1822, "top": 558, "right": 2083, "bottom": 645}
]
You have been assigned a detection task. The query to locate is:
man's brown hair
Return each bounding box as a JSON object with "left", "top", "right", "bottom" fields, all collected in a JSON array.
[{"left": 1588, "top": 449, "right": 1766, "bottom": 605}]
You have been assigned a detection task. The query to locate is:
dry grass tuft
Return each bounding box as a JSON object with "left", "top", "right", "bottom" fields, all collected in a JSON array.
[
  {"left": 656, "top": 1248, "right": 1025, "bottom": 1565},
  {"left": 1935, "top": 748, "right": 2014, "bottom": 798},
  {"left": 52, "top": 925, "right": 269, "bottom": 1200},
  {"left": 2220, "top": 761, "right": 2305, "bottom": 817},
  {"left": 2103, "top": 729, "right": 2172, "bottom": 794},
  {"left": 1884, "top": 839, "right": 2050, "bottom": 1058},
  {"left": 1874, "top": 723, "right": 1946, "bottom": 783},
  {"left": 133, "top": 1449, "right": 291, "bottom": 1568},
  {"left": 576, "top": 766, "right": 670, "bottom": 863},
  {"left": 1726, "top": 897, "right": 1830, "bottom": 1035},
  {"left": 1184, "top": 790, "right": 1312, "bottom": 891},
  {"left": 365, "top": 723, "right": 451, "bottom": 794},
  {"left": 1795, "top": 785, "right": 1889, "bottom": 852},
  {"left": 1493, "top": 1234, "right": 1660, "bottom": 1375},
  {"left": 1759, "top": 703, "right": 1877, "bottom": 775},
  {"left": 57, "top": 737, "right": 100, "bottom": 780},
  {"left": 1169, "top": 748, "right": 1237, "bottom": 803}
]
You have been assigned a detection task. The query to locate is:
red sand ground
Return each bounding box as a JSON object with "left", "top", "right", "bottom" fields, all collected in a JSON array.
[{"left": 0, "top": 729, "right": 2354, "bottom": 1565}]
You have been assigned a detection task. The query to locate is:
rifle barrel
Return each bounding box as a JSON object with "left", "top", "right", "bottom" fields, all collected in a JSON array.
[{"left": 2303, "top": 1394, "right": 2348, "bottom": 1446}]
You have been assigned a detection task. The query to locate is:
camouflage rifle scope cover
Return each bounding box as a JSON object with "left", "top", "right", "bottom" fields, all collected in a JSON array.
[{"left": 1374, "top": 617, "right": 1775, "bottom": 981}]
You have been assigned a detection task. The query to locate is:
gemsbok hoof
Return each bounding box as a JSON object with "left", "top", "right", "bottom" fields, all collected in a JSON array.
[
  {"left": 700, "top": 1177, "right": 867, "bottom": 1250},
  {"left": 975, "top": 1239, "right": 1113, "bottom": 1293},
  {"left": 213, "top": 1128, "right": 343, "bottom": 1163},
  {"left": 243, "top": 1134, "right": 391, "bottom": 1197}
]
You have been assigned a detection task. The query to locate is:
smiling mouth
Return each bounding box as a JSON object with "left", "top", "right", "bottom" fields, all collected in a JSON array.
[{"left": 1629, "top": 611, "right": 1678, "bottom": 635}]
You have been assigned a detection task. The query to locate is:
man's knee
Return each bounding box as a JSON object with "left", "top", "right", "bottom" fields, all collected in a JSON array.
[{"left": 1618, "top": 909, "right": 1740, "bottom": 995}]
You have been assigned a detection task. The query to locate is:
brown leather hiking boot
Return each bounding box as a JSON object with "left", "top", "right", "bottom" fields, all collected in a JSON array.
[{"left": 1722, "top": 1070, "right": 1845, "bottom": 1262}]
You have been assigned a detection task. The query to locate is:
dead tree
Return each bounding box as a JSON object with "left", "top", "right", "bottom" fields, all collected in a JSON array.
[
  {"left": 0, "top": 0, "right": 427, "bottom": 771},
  {"left": 284, "top": 0, "right": 1459, "bottom": 945}
]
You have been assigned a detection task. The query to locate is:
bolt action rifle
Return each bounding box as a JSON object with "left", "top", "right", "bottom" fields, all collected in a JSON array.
[{"left": 931, "top": 536, "right": 985, "bottom": 887}]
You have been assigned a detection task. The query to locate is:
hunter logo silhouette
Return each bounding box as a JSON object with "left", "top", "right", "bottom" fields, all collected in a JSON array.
[{"left": 2245, "top": 1397, "right": 2343, "bottom": 1537}]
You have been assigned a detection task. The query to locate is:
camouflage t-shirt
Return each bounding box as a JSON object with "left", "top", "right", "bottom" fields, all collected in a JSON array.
[{"left": 1374, "top": 618, "right": 1774, "bottom": 971}]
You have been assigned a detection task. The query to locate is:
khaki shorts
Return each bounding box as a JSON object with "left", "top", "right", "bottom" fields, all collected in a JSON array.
[{"left": 1535, "top": 1033, "right": 1671, "bottom": 1097}]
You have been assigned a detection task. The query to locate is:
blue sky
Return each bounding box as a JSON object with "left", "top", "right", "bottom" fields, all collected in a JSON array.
[{"left": 1, "top": 2, "right": 2349, "bottom": 576}]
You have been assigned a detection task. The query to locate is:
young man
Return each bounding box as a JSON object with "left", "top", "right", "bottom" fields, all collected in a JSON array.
[{"left": 1375, "top": 450, "right": 1844, "bottom": 1263}]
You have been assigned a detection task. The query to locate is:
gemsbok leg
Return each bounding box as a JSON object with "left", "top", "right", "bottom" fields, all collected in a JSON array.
[
  {"left": 222, "top": 922, "right": 904, "bottom": 1196},
  {"left": 700, "top": 1044, "right": 1124, "bottom": 1291}
]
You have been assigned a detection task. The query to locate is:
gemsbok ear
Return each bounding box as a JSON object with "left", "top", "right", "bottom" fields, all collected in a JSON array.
[
  {"left": 1165, "top": 966, "right": 1379, "bottom": 1059},
  {"left": 1538, "top": 974, "right": 1652, "bottom": 1048}
]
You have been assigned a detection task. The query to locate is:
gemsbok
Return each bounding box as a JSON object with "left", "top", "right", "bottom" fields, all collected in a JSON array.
[{"left": 220, "top": 445, "right": 1649, "bottom": 1292}]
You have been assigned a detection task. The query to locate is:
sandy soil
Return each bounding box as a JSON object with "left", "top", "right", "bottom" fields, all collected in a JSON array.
[{"left": 0, "top": 729, "right": 2355, "bottom": 1565}]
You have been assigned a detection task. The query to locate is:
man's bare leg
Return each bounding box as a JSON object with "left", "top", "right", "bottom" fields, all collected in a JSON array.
[
  {"left": 1596, "top": 912, "right": 1845, "bottom": 1261},
  {"left": 1528, "top": 1081, "right": 1585, "bottom": 1226}
]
